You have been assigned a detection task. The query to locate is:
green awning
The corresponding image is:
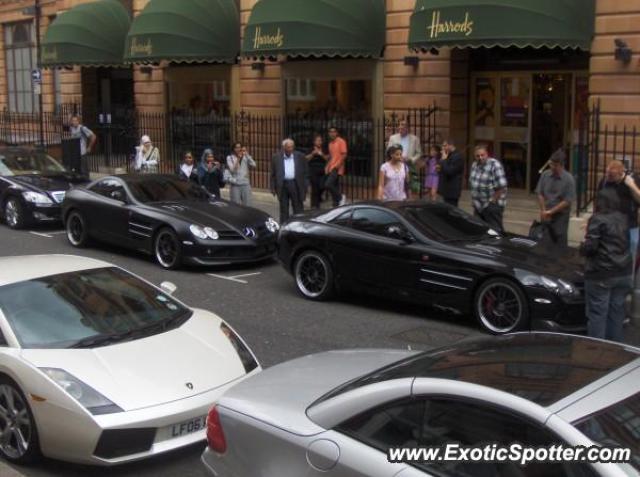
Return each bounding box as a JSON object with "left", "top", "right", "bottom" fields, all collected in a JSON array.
[
  {"left": 242, "top": 0, "right": 385, "bottom": 59},
  {"left": 124, "top": 0, "right": 239, "bottom": 64},
  {"left": 41, "top": 0, "right": 130, "bottom": 67},
  {"left": 409, "top": 0, "right": 595, "bottom": 51}
]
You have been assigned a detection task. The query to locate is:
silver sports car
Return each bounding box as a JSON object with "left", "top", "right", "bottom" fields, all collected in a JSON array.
[{"left": 202, "top": 333, "right": 639, "bottom": 477}]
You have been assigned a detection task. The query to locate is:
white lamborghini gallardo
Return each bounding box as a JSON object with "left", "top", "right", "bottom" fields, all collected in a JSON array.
[{"left": 0, "top": 255, "right": 260, "bottom": 465}]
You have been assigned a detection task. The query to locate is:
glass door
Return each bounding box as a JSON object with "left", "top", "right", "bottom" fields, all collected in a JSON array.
[{"left": 471, "top": 73, "right": 531, "bottom": 189}]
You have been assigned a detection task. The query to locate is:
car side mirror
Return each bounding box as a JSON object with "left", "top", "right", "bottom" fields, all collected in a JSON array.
[
  {"left": 387, "top": 225, "right": 414, "bottom": 243},
  {"left": 110, "top": 189, "right": 127, "bottom": 203},
  {"left": 160, "top": 281, "right": 177, "bottom": 295}
]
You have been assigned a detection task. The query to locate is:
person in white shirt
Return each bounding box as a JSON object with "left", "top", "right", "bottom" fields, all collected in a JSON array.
[{"left": 271, "top": 139, "right": 307, "bottom": 223}]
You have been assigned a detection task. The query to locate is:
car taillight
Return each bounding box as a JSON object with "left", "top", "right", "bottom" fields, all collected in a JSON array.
[{"left": 206, "top": 406, "right": 227, "bottom": 454}]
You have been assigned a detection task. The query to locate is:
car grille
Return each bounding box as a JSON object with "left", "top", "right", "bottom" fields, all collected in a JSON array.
[
  {"left": 50, "top": 191, "right": 66, "bottom": 204},
  {"left": 94, "top": 428, "right": 156, "bottom": 459},
  {"left": 217, "top": 230, "right": 244, "bottom": 240}
]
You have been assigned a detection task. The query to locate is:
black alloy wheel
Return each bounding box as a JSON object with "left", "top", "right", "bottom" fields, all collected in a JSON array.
[
  {"left": 294, "top": 251, "right": 334, "bottom": 301},
  {"left": 474, "top": 277, "right": 529, "bottom": 334},
  {"left": 66, "top": 211, "right": 90, "bottom": 247},
  {"left": 154, "top": 228, "right": 183, "bottom": 269}
]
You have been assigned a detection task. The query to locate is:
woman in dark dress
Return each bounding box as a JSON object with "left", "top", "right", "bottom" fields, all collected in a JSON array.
[
  {"left": 198, "top": 149, "right": 225, "bottom": 198},
  {"left": 305, "top": 134, "right": 329, "bottom": 209}
]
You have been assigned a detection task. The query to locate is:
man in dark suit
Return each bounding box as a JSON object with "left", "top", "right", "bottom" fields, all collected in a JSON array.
[
  {"left": 271, "top": 138, "right": 307, "bottom": 223},
  {"left": 438, "top": 139, "right": 465, "bottom": 207}
]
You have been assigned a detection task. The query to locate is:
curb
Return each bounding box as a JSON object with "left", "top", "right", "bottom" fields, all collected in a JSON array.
[{"left": 0, "top": 462, "right": 26, "bottom": 477}]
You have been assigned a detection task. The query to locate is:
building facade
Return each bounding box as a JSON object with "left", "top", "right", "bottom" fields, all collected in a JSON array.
[{"left": 0, "top": 0, "right": 638, "bottom": 192}]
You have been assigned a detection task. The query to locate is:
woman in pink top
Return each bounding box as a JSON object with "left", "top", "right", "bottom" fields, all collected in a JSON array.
[{"left": 377, "top": 144, "right": 409, "bottom": 201}]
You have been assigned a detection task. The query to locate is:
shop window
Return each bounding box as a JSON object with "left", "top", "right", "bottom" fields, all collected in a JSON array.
[
  {"left": 286, "top": 79, "right": 316, "bottom": 101},
  {"left": 213, "top": 80, "right": 229, "bottom": 101},
  {"left": 285, "top": 78, "right": 370, "bottom": 118},
  {"left": 4, "top": 21, "right": 38, "bottom": 113}
]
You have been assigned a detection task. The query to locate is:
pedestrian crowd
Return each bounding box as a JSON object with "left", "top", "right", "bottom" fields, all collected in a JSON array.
[{"left": 131, "top": 118, "right": 638, "bottom": 345}]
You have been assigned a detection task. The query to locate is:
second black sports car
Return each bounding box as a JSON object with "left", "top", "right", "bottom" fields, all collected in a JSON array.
[
  {"left": 62, "top": 174, "right": 279, "bottom": 269},
  {"left": 0, "top": 147, "right": 86, "bottom": 229},
  {"left": 278, "top": 201, "right": 586, "bottom": 334}
]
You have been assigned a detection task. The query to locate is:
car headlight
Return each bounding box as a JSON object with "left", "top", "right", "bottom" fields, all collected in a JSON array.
[
  {"left": 190, "top": 224, "right": 219, "bottom": 240},
  {"left": 204, "top": 227, "right": 219, "bottom": 240},
  {"left": 22, "top": 191, "right": 53, "bottom": 205},
  {"left": 558, "top": 279, "right": 577, "bottom": 296},
  {"left": 40, "top": 368, "right": 123, "bottom": 415},
  {"left": 521, "top": 274, "right": 577, "bottom": 296},
  {"left": 220, "top": 322, "right": 259, "bottom": 374},
  {"left": 265, "top": 217, "right": 280, "bottom": 233}
]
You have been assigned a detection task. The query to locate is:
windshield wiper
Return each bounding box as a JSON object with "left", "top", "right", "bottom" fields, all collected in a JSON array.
[
  {"left": 69, "top": 332, "right": 132, "bottom": 349},
  {"left": 68, "top": 313, "right": 190, "bottom": 349}
]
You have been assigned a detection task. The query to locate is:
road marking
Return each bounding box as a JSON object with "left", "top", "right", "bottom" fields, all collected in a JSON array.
[
  {"left": 29, "top": 231, "right": 52, "bottom": 238},
  {"left": 230, "top": 272, "right": 262, "bottom": 279},
  {"left": 207, "top": 272, "right": 262, "bottom": 285},
  {"left": 208, "top": 274, "right": 249, "bottom": 284}
]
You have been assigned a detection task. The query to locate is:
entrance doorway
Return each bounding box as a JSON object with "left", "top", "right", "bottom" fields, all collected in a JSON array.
[
  {"left": 470, "top": 71, "right": 584, "bottom": 191},
  {"left": 531, "top": 74, "right": 571, "bottom": 191}
]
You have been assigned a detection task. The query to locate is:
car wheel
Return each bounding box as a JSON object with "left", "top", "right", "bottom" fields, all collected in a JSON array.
[
  {"left": 154, "top": 228, "right": 183, "bottom": 269},
  {"left": 0, "top": 378, "right": 41, "bottom": 464},
  {"left": 474, "top": 278, "right": 529, "bottom": 334},
  {"left": 294, "top": 251, "right": 334, "bottom": 300},
  {"left": 4, "top": 198, "right": 25, "bottom": 230},
  {"left": 66, "top": 211, "right": 90, "bottom": 247}
]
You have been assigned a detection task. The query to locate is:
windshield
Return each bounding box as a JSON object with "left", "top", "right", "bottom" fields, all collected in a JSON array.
[
  {"left": 128, "top": 177, "right": 210, "bottom": 203},
  {"left": 403, "top": 204, "right": 494, "bottom": 241},
  {"left": 0, "top": 267, "right": 191, "bottom": 349},
  {"left": 574, "top": 393, "right": 640, "bottom": 471},
  {"left": 0, "top": 152, "right": 66, "bottom": 176}
]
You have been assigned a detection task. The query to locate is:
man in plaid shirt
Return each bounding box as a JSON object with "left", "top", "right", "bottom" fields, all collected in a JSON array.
[{"left": 469, "top": 145, "right": 508, "bottom": 233}]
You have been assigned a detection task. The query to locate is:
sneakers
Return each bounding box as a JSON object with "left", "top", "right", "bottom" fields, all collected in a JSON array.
[{"left": 339, "top": 194, "right": 347, "bottom": 206}]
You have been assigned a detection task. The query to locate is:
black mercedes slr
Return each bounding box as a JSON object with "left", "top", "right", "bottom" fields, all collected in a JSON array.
[
  {"left": 62, "top": 174, "right": 279, "bottom": 269},
  {"left": 278, "top": 201, "right": 586, "bottom": 335},
  {"left": 0, "top": 147, "right": 86, "bottom": 229}
]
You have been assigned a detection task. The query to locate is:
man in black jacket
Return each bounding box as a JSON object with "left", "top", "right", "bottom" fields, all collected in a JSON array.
[
  {"left": 438, "top": 139, "right": 464, "bottom": 207},
  {"left": 271, "top": 138, "right": 307, "bottom": 223},
  {"left": 580, "top": 188, "right": 633, "bottom": 342}
]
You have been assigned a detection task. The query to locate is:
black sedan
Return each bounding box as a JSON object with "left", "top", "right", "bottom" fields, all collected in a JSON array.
[
  {"left": 62, "top": 174, "right": 279, "bottom": 269},
  {"left": 278, "top": 201, "right": 586, "bottom": 334},
  {"left": 0, "top": 147, "right": 86, "bottom": 229}
]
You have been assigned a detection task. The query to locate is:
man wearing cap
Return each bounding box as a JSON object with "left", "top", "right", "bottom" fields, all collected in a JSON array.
[{"left": 535, "top": 149, "right": 576, "bottom": 247}]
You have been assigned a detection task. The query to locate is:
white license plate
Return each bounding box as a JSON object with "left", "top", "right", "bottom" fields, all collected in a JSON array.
[{"left": 169, "top": 415, "right": 207, "bottom": 438}]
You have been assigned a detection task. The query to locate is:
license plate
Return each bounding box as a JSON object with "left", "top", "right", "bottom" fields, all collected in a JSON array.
[{"left": 169, "top": 415, "right": 207, "bottom": 438}]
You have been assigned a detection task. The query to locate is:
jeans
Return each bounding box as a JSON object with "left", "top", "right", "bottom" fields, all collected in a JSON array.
[
  {"left": 630, "top": 227, "right": 639, "bottom": 271},
  {"left": 325, "top": 171, "right": 342, "bottom": 207},
  {"left": 585, "top": 275, "right": 632, "bottom": 342}
]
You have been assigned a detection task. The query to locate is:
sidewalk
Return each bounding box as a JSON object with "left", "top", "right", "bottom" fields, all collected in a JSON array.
[{"left": 0, "top": 462, "right": 25, "bottom": 477}]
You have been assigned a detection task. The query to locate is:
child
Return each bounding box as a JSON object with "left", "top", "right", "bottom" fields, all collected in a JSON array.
[{"left": 424, "top": 145, "right": 441, "bottom": 201}]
